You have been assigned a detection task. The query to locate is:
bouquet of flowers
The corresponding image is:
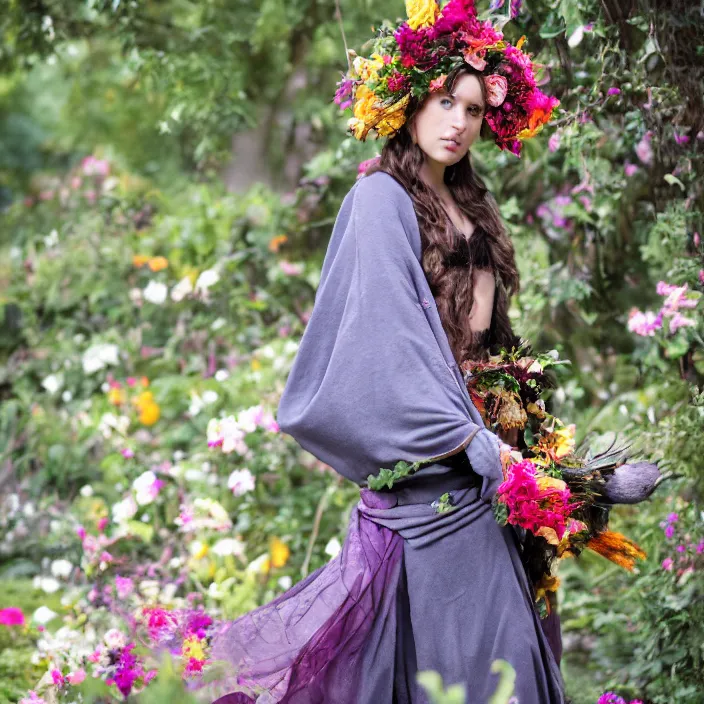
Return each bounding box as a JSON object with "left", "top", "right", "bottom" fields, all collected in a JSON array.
[{"left": 462, "top": 343, "right": 660, "bottom": 614}]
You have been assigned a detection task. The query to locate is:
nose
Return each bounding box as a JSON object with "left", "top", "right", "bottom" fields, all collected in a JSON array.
[{"left": 451, "top": 108, "right": 467, "bottom": 134}]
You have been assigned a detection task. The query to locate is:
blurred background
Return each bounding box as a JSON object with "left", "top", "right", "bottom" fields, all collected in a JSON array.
[{"left": 0, "top": 1, "right": 702, "bottom": 703}]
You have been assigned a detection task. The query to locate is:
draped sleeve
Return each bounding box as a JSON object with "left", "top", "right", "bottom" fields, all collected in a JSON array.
[{"left": 276, "top": 171, "right": 504, "bottom": 501}]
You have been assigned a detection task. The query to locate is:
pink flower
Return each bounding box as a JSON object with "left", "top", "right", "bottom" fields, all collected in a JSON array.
[
  {"left": 122, "top": 448, "right": 135, "bottom": 459},
  {"left": 694, "top": 232, "right": 701, "bottom": 247},
  {"left": 115, "top": 575, "right": 134, "bottom": 599},
  {"left": 636, "top": 131, "right": 653, "bottom": 165},
  {"left": 279, "top": 260, "right": 304, "bottom": 276},
  {"left": 97, "top": 517, "right": 109, "bottom": 532},
  {"left": 624, "top": 162, "right": 639, "bottom": 177},
  {"left": 0, "top": 607, "right": 25, "bottom": 627},
  {"left": 50, "top": 669, "right": 65, "bottom": 686},
  {"left": 548, "top": 132, "right": 561, "bottom": 153},
  {"left": 357, "top": 156, "right": 381, "bottom": 179},
  {"left": 607, "top": 87, "right": 621, "bottom": 96},
  {"left": 333, "top": 77, "right": 355, "bottom": 111},
  {"left": 429, "top": 74, "right": 448, "bottom": 92},
  {"left": 19, "top": 692, "right": 47, "bottom": 704},
  {"left": 81, "top": 156, "right": 110, "bottom": 177},
  {"left": 661, "top": 557, "right": 674, "bottom": 571},
  {"left": 669, "top": 313, "right": 696, "bottom": 334},
  {"left": 66, "top": 669, "right": 86, "bottom": 685},
  {"left": 699, "top": 270, "right": 704, "bottom": 284},
  {"left": 484, "top": 74, "right": 508, "bottom": 107},
  {"left": 627, "top": 308, "right": 662, "bottom": 337},
  {"left": 664, "top": 525, "right": 675, "bottom": 539}
]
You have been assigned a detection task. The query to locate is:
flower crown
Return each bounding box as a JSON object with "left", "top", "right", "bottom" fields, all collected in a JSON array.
[{"left": 334, "top": 0, "right": 559, "bottom": 156}]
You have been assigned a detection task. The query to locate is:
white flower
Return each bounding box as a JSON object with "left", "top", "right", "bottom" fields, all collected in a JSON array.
[
  {"left": 324, "top": 537, "right": 342, "bottom": 559},
  {"left": 42, "top": 373, "right": 63, "bottom": 394},
  {"left": 246, "top": 553, "right": 271, "bottom": 574},
  {"left": 32, "top": 606, "right": 58, "bottom": 626},
  {"left": 212, "top": 537, "right": 245, "bottom": 557},
  {"left": 33, "top": 576, "right": 61, "bottom": 594},
  {"left": 195, "top": 269, "right": 220, "bottom": 298},
  {"left": 62, "top": 390, "right": 73, "bottom": 403},
  {"left": 143, "top": 280, "right": 168, "bottom": 305},
  {"left": 44, "top": 229, "right": 59, "bottom": 248},
  {"left": 82, "top": 343, "right": 120, "bottom": 375},
  {"left": 214, "top": 369, "right": 229, "bottom": 382},
  {"left": 80, "top": 485, "right": 94, "bottom": 497},
  {"left": 202, "top": 390, "right": 219, "bottom": 405},
  {"left": 188, "top": 391, "right": 206, "bottom": 417},
  {"left": 211, "top": 318, "right": 226, "bottom": 331},
  {"left": 227, "top": 468, "right": 256, "bottom": 497},
  {"left": 139, "top": 580, "right": 160, "bottom": 599},
  {"left": 50, "top": 559, "right": 73, "bottom": 579},
  {"left": 112, "top": 496, "right": 138, "bottom": 523},
  {"left": 236, "top": 406, "right": 263, "bottom": 434},
  {"left": 104, "top": 628, "right": 127, "bottom": 649},
  {"left": 277, "top": 576, "right": 292, "bottom": 590},
  {"left": 170, "top": 276, "right": 193, "bottom": 302},
  {"left": 132, "top": 470, "right": 161, "bottom": 506},
  {"left": 129, "top": 287, "right": 143, "bottom": 305}
]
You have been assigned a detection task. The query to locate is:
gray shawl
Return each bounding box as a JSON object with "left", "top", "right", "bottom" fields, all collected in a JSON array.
[{"left": 276, "top": 171, "right": 503, "bottom": 501}]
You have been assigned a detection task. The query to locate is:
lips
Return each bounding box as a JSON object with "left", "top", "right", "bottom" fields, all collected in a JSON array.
[{"left": 442, "top": 137, "right": 460, "bottom": 152}]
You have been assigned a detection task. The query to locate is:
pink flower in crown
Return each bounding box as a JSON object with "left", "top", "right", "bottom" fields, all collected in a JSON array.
[
  {"left": 429, "top": 74, "right": 448, "bottom": 92},
  {"left": 484, "top": 75, "right": 508, "bottom": 106}
]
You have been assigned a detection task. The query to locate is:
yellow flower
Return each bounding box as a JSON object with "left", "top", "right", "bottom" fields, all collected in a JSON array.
[
  {"left": 138, "top": 401, "right": 161, "bottom": 426},
  {"left": 350, "top": 87, "right": 410, "bottom": 141},
  {"left": 182, "top": 635, "right": 206, "bottom": 661},
  {"left": 147, "top": 256, "right": 169, "bottom": 272},
  {"left": 251, "top": 358, "right": 261, "bottom": 371},
  {"left": 406, "top": 0, "right": 439, "bottom": 30},
  {"left": 269, "top": 537, "right": 290, "bottom": 569},
  {"left": 532, "top": 424, "right": 575, "bottom": 466},
  {"left": 132, "top": 254, "right": 149, "bottom": 267},
  {"left": 107, "top": 387, "right": 126, "bottom": 406},
  {"left": 134, "top": 390, "right": 154, "bottom": 406}
]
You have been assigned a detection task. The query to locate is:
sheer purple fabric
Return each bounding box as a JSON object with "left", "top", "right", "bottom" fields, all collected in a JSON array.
[{"left": 206, "top": 482, "right": 565, "bottom": 704}]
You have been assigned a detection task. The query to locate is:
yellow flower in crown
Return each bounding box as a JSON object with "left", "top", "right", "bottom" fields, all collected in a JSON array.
[{"left": 406, "top": 0, "right": 440, "bottom": 30}]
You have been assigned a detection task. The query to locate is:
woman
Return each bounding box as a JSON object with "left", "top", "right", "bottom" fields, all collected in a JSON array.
[{"left": 209, "top": 2, "right": 564, "bottom": 702}]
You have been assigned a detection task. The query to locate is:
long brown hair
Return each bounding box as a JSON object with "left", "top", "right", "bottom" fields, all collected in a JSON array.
[{"left": 366, "top": 66, "right": 520, "bottom": 365}]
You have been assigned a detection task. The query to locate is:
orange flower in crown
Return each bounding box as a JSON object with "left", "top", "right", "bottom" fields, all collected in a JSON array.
[{"left": 333, "top": 0, "right": 559, "bottom": 156}]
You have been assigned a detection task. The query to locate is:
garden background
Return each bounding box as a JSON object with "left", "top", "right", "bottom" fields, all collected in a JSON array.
[{"left": 0, "top": 0, "right": 702, "bottom": 703}]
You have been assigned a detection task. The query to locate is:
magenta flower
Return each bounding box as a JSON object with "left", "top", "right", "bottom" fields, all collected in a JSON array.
[
  {"left": 624, "top": 162, "right": 638, "bottom": 177},
  {"left": 334, "top": 77, "right": 356, "bottom": 111},
  {"left": 597, "top": 693, "right": 626, "bottom": 704},
  {"left": 662, "top": 557, "right": 674, "bottom": 571},
  {"left": 674, "top": 132, "right": 690, "bottom": 145},
  {"left": 607, "top": 87, "right": 621, "bottom": 96},
  {"left": 664, "top": 524, "right": 675, "bottom": 539},
  {"left": 667, "top": 512, "right": 679, "bottom": 523},
  {"left": 0, "top": 607, "right": 25, "bottom": 627},
  {"left": 115, "top": 575, "right": 134, "bottom": 599},
  {"left": 357, "top": 156, "right": 381, "bottom": 178}
]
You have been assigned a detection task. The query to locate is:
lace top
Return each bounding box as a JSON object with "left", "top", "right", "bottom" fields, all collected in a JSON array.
[{"left": 443, "top": 224, "right": 501, "bottom": 363}]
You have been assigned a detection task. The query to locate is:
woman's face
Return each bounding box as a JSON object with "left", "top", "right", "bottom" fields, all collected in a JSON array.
[{"left": 410, "top": 72, "right": 485, "bottom": 168}]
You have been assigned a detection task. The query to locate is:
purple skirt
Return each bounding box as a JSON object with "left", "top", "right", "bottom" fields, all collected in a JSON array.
[{"left": 206, "top": 466, "right": 565, "bottom": 703}]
